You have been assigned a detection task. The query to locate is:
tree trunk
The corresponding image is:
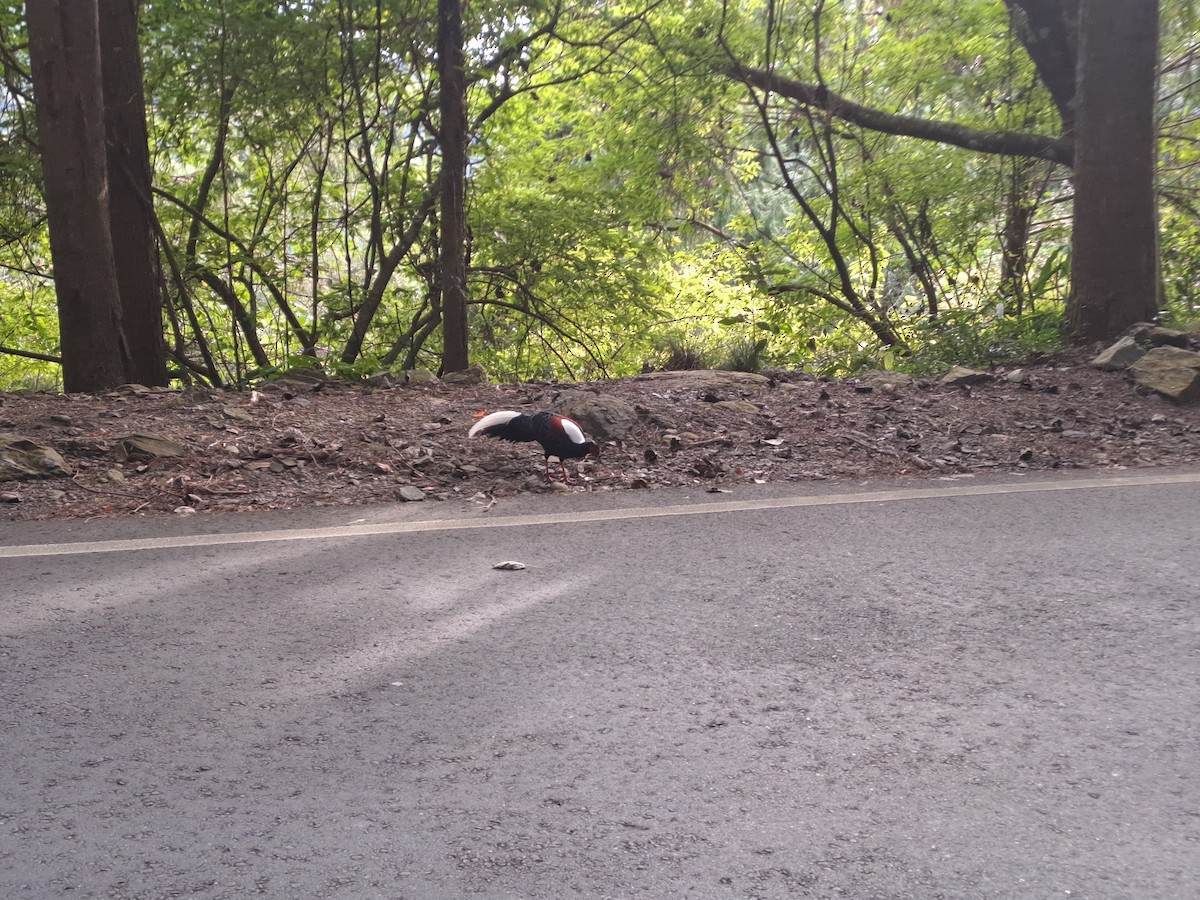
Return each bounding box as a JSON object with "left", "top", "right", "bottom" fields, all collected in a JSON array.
[
  {"left": 99, "top": 0, "right": 168, "bottom": 387},
  {"left": 26, "top": 0, "right": 131, "bottom": 392},
  {"left": 1067, "top": 0, "right": 1160, "bottom": 341},
  {"left": 998, "top": 161, "right": 1046, "bottom": 316},
  {"left": 437, "top": 0, "right": 470, "bottom": 373}
]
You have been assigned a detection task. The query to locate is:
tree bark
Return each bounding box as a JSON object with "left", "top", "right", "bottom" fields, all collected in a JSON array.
[
  {"left": 26, "top": 0, "right": 131, "bottom": 392},
  {"left": 1067, "top": 0, "right": 1159, "bottom": 341},
  {"left": 99, "top": 0, "right": 168, "bottom": 386},
  {"left": 437, "top": 0, "right": 470, "bottom": 373}
]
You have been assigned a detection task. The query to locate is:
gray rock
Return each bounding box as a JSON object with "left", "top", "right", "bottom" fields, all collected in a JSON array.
[
  {"left": 364, "top": 372, "right": 397, "bottom": 388},
  {"left": 1130, "top": 346, "right": 1200, "bottom": 402},
  {"left": 401, "top": 369, "right": 439, "bottom": 383},
  {"left": 941, "top": 366, "right": 992, "bottom": 387},
  {"left": 857, "top": 370, "right": 915, "bottom": 390},
  {"left": 1145, "top": 327, "right": 1190, "bottom": 348},
  {"left": 396, "top": 485, "right": 426, "bottom": 502},
  {"left": 0, "top": 433, "right": 71, "bottom": 481},
  {"left": 1092, "top": 336, "right": 1146, "bottom": 371},
  {"left": 442, "top": 364, "right": 487, "bottom": 385},
  {"left": 556, "top": 393, "right": 639, "bottom": 442},
  {"left": 274, "top": 367, "right": 327, "bottom": 385},
  {"left": 118, "top": 433, "right": 186, "bottom": 458},
  {"left": 1124, "top": 322, "right": 1191, "bottom": 348}
]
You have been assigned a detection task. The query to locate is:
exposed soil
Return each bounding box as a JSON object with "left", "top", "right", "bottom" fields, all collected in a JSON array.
[{"left": 2, "top": 354, "right": 1199, "bottom": 523}]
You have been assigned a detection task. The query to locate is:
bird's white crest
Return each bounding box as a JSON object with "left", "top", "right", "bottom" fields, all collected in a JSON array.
[
  {"left": 468, "top": 410, "right": 520, "bottom": 438},
  {"left": 558, "top": 416, "right": 586, "bottom": 444}
]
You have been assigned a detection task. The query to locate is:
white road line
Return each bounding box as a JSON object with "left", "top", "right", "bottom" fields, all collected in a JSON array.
[{"left": 3, "top": 470, "right": 1198, "bottom": 559}]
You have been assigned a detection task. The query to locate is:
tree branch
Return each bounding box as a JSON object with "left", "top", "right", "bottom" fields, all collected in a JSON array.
[
  {"left": 725, "top": 63, "right": 1073, "bottom": 167},
  {"left": 0, "top": 344, "right": 62, "bottom": 365}
]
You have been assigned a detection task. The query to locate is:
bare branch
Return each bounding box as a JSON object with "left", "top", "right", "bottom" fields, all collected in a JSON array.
[
  {"left": 725, "top": 63, "right": 1073, "bottom": 167},
  {"left": 0, "top": 344, "right": 61, "bottom": 364}
]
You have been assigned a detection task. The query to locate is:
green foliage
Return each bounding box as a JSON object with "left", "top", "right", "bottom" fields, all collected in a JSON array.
[
  {"left": 892, "top": 306, "right": 1066, "bottom": 377},
  {"left": 656, "top": 331, "right": 716, "bottom": 372},
  {"left": 0, "top": 1, "right": 1196, "bottom": 389},
  {"left": 720, "top": 335, "right": 769, "bottom": 373}
]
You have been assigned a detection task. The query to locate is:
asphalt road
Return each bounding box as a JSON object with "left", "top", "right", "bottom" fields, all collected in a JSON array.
[{"left": 2, "top": 469, "right": 1198, "bottom": 899}]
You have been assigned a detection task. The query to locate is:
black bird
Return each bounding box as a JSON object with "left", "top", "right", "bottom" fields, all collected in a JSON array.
[{"left": 468, "top": 410, "right": 599, "bottom": 483}]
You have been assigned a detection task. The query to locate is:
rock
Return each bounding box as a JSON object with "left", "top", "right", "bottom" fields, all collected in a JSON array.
[
  {"left": 364, "top": 372, "right": 397, "bottom": 388},
  {"left": 274, "top": 367, "right": 327, "bottom": 385},
  {"left": 222, "top": 406, "right": 253, "bottom": 422},
  {"left": 397, "top": 485, "right": 426, "bottom": 502},
  {"left": 0, "top": 491, "right": 20, "bottom": 503},
  {"left": 442, "top": 364, "right": 488, "bottom": 385},
  {"left": 1130, "top": 346, "right": 1200, "bottom": 402},
  {"left": 521, "top": 474, "right": 547, "bottom": 491},
  {"left": 555, "top": 392, "right": 639, "bottom": 441},
  {"left": 1092, "top": 336, "right": 1146, "bottom": 371},
  {"left": 105, "top": 468, "right": 127, "bottom": 484},
  {"left": 941, "top": 366, "right": 992, "bottom": 387},
  {"left": 1145, "top": 327, "right": 1190, "bottom": 348},
  {"left": 857, "top": 370, "right": 914, "bottom": 389},
  {"left": 401, "top": 369, "right": 439, "bottom": 383},
  {"left": 118, "top": 433, "right": 186, "bottom": 458},
  {"left": 1124, "top": 322, "right": 1191, "bottom": 348},
  {"left": 0, "top": 434, "right": 71, "bottom": 481}
]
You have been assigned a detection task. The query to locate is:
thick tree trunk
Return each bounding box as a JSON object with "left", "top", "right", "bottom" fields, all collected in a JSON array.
[
  {"left": 1067, "top": 0, "right": 1160, "bottom": 341},
  {"left": 26, "top": 0, "right": 131, "bottom": 392},
  {"left": 437, "top": 0, "right": 470, "bottom": 374},
  {"left": 99, "top": 0, "right": 168, "bottom": 387}
]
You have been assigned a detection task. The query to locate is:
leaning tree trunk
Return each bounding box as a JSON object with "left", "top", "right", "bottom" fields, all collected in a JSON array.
[
  {"left": 26, "top": 0, "right": 131, "bottom": 392},
  {"left": 437, "top": 0, "right": 470, "bottom": 374},
  {"left": 1067, "top": 0, "right": 1160, "bottom": 341},
  {"left": 99, "top": 0, "right": 168, "bottom": 387}
]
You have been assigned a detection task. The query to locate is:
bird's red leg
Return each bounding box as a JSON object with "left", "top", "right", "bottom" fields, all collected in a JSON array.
[{"left": 560, "top": 460, "right": 573, "bottom": 484}]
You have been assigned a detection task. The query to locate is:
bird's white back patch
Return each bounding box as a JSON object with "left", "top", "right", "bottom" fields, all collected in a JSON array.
[{"left": 557, "top": 416, "right": 585, "bottom": 444}]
